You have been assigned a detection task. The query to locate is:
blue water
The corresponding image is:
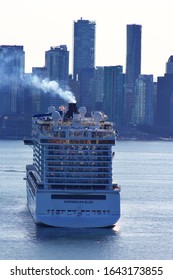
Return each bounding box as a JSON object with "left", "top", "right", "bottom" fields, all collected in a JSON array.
[{"left": 0, "top": 140, "right": 172, "bottom": 260}]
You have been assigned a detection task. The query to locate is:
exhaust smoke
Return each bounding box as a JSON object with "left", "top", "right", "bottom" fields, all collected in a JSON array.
[{"left": 26, "top": 75, "right": 76, "bottom": 103}]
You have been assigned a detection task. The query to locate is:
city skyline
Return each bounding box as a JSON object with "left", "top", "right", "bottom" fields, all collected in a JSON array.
[{"left": 1, "top": 0, "right": 173, "bottom": 80}]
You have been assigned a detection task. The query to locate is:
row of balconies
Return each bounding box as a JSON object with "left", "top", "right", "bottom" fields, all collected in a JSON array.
[
  {"left": 46, "top": 162, "right": 111, "bottom": 167},
  {"left": 45, "top": 145, "right": 111, "bottom": 151},
  {"left": 34, "top": 162, "right": 112, "bottom": 172},
  {"left": 45, "top": 150, "right": 111, "bottom": 156},
  {"left": 44, "top": 146, "right": 109, "bottom": 154},
  {"left": 35, "top": 129, "right": 114, "bottom": 140},
  {"left": 44, "top": 156, "right": 112, "bottom": 161},
  {"left": 47, "top": 167, "right": 111, "bottom": 173},
  {"left": 45, "top": 173, "right": 111, "bottom": 179},
  {"left": 33, "top": 145, "right": 112, "bottom": 156},
  {"left": 46, "top": 178, "right": 111, "bottom": 184},
  {"left": 33, "top": 159, "right": 112, "bottom": 171},
  {"left": 48, "top": 185, "right": 109, "bottom": 190},
  {"left": 39, "top": 139, "right": 115, "bottom": 145}
]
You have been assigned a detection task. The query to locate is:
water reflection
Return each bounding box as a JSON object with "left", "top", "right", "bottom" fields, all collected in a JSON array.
[{"left": 34, "top": 223, "right": 120, "bottom": 242}]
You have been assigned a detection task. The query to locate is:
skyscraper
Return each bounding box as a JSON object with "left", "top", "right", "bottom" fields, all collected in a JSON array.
[
  {"left": 156, "top": 73, "right": 173, "bottom": 128},
  {"left": 93, "top": 67, "right": 104, "bottom": 111},
  {"left": 134, "top": 75, "right": 154, "bottom": 126},
  {"left": 103, "top": 66, "right": 125, "bottom": 126},
  {"left": 125, "top": 24, "right": 142, "bottom": 125},
  {"left": 155, "top": 58, "right": 173, "bottom": 130},
  {"left": 45, "top": 45, "right": 69, "bottom": 107},
  {"left": 73, "top": 18, "right": 96, "bottom": 80},
  {"left": 166, "top": 56, "right": 173, "bottom": 74},
  {"left": 0, "top": 45, "right": 25, "bottom": 115},
  {"left": 126, "top": 24, "right": 142, "bottom": 86},
  {"left": 78, "top": 67, "right": 95, "bottom": 113},
  {"left": 45, "top": 45, "right": 69, "bottom": 85},
  {"left": 0, "top": 45, "right": 24, "bottom": 79}
]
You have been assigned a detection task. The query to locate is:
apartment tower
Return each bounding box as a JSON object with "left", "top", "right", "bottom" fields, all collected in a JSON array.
[
  {"left": 73, "top": 18, "right": 96, "bottom": 81},
  {"left": 125, "top": 24, "right": 142, "bottom": 125}
]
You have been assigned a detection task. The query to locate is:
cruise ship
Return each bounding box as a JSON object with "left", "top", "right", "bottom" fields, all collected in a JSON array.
[{"left": 24, "top": 103, "right": 120, "bottom": 228}]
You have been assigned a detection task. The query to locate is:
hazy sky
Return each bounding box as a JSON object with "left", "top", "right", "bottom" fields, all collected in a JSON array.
[{"left": 1, "top": 0, "right": 173, "bottom": 80}]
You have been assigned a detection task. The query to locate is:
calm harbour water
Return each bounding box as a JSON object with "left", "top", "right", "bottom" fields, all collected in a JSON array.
[{"left": 0, "top": 140, "right": 172, "bottom": 260}]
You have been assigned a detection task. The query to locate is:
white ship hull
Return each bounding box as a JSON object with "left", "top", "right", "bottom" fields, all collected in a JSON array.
[
  {"left": 27, "top": 182, "right": 120, "bottom": 228},
  {"left": 24, "top": 103, "right": 121, "bottom": 228}
]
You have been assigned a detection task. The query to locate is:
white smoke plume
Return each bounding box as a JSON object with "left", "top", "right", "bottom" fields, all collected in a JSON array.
[{"left": 26, "top": 75, "right": 76, "bottom": 103}]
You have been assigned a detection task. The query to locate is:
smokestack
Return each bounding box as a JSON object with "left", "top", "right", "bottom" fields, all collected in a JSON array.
[{"left": 64, "top": 103, "right": 79, "bottom": 120}]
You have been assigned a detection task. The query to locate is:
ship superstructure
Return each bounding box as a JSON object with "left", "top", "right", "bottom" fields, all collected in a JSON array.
[{"left": 24, "top": 103, "right": 120, "bottom": 228}]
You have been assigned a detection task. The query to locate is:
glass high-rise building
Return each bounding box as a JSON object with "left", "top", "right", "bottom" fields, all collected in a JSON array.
[
  {"left": 126, "top": 24, "right": 142, "bottom": 86},
  {"left": 73, "top": 18, "right": 96, "bottom": 80},
  {"left": 0, "top": 45, "right": 25, "bottom": 115},
  {"left": 45, "top": 45, "right": 69, "bottom": 85},
  {"left": 103, "top": 66, "right": 125, "bottom": 126},
  {"left": 156, "top": 73, "right": 173, "bottom": 128},
  {"left": 45, "top": 45, "right": 69, "bottom": 107},
  {"left": 166, "top": 56, "right": 173, "bottom": 74},
  {"left": 134, "top": 75, "right": 154, "bottom": 126},
  {"left": 125, "top": 24, "right": 142, "bottom": 125}
]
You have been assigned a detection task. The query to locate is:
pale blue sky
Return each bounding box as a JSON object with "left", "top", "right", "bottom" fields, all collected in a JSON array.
[{"left": 0, "top": 0, "right": 173, "bottom": 80}]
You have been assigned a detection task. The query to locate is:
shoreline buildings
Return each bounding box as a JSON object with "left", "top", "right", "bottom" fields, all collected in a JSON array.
[{"left": 0, "top": 20, "right": 173, "bottom": 138}]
